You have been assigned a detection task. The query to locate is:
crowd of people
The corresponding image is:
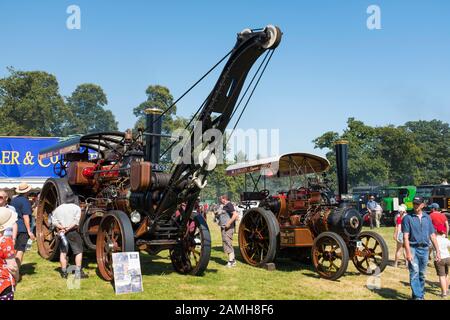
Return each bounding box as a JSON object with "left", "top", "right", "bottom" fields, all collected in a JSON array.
[
  {"left": 0, "top": 183, "right": 87, "bottom": 300},
  {"left": 0, "top": 183, "right": 35, "bottom": 300},
  {"left": 367, "top": 194, "right": 450, "bottom": 300}
]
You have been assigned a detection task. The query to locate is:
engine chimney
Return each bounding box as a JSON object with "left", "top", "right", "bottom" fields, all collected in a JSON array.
[
  {"left": 145, "top": 108, "right": 163, "bottom": 164},
  {"left": 334, "top": 140, "right": 349, "bottom": 199}
]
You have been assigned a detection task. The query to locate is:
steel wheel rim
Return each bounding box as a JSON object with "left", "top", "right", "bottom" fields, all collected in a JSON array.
[
  {"left": 186, "top": 222, "right": 203, "bottom": 272},
  {"left": 37, "top": 182, "right": 59, "bottom": 258},
  {"left": 97, "top": 215, "right": 125, "bottom": 280},
  {"left": 353, "top": 235, "right": 384, "bottom": 273},
  {"left": 172, "top": 219, "right": 204, "bottom": 274},
  {"left": 313, "top": 237, "right": 345, "bottom": 278},
  {"left": 239, "top": 211, "right": 270, "bottom": 266}
]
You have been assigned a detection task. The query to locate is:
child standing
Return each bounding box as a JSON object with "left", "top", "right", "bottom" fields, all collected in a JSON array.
[{"left": 433, "top": 225, "right": 450, "bottom": 298}]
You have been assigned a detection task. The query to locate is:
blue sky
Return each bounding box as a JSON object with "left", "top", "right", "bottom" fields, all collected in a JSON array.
[{"left": 1, "top": 0, "right": 449, "bottom": 158}]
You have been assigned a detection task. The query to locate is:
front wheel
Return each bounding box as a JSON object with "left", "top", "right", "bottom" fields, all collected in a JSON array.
[
  {"left": 312, "top": 232, "right": 349, "bottom": 281},
  {"left": 238, "top": 208, "right": 279, "bottom": 267},
  {"left": 352, "top": 231, "right": 389, "bottom": 275},
  {"left": 96, "top": 210, "right": 135, "bottom": 281},
  {"left": 170, "top": 213, "right": 211, "bottom": 276}
]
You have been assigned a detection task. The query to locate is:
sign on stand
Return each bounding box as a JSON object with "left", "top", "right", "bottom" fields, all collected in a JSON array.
[{"left": 112, "top": 252, "right": 144, "bottom": 295}]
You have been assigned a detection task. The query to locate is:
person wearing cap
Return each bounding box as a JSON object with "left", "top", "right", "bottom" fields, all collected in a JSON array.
[
  {"left": 393, "top": 204, "right": 408, "bottom": 268},
  {"left": 10, "top": 183, "right": 35, "bottom": 266},
  {"left": 0, "top": 207, "right": 19, "bottom": 300},
  {"left": 432, "top": 223, "right": 450, "bottom": 298},
  {"left": 366, "top": 195, "right": 379, "bottom": 229},
  {"left": 402, "top": 196, "right": 441, "bottom": 300},
  {"left": 429, "top": 203, "right": 448, "bottom": 237}
]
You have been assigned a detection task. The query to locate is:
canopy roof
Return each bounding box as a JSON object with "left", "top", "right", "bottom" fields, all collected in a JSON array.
[
  {"left": 38, "top": 132, "right": 126, "bottom": 160},
  {"left": 226, "top": 152, "right": 330, "bottom": 177}
]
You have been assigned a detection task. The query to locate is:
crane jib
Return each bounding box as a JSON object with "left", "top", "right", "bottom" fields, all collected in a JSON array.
[{"left": 154, "top": 25, "right": 282, "bottom": 224}]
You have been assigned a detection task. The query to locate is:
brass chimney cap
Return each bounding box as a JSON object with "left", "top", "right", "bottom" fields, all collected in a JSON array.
[
  {"left": 144, "top": 108, "right": 164, "bottom": 115},
  {"left": 334, "top": 140, "right": 349, "bottom": 145}
]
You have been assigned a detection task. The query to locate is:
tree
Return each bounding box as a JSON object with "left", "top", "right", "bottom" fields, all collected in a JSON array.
[
  {"left": 313, "top": 118, "right": 389, "bottom": 189},
  {"left": 0, "top": 68, "right": 71, "bottom": 136},
  {"left": 133, "top": 85, "right": 176, "bottom": 129},
  {"left": 377, "top": 125, "right": 423, "bottom": 185},
  {"left": 313, "top": 118, "right": 450, "bottom": 189},
  {"left": 65, "top": 83, "right": 118, "bottom": 134},
  {"left": 403, "top": 120, "right": 450, "bottom": 184},
  {"left": 134, "top": 85, "right": 190, "bottom": 164}
]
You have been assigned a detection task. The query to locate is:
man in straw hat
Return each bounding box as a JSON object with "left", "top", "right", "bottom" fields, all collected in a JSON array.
[
  {"left": 0, "top": 207, "right": 20, "bottom": 300},
  {"left": 10, "top": 183, "right": 35, "bottom": 266}
]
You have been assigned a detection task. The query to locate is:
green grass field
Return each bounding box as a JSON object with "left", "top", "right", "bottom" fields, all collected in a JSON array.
[{"left": 14, "top": 215, "right": 445, "bottom": 300}]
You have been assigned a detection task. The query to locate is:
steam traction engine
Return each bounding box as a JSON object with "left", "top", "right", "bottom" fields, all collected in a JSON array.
[
  {"left": 228, "top": 141, "right": 389, "bottom": 280},
  {"left": 35, "top": 25, "right": 282, "bottom": 280}
]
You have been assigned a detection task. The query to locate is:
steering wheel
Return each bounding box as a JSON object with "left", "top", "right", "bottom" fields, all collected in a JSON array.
[
  {"left": 53, "top": 159, "right": 69, "bottom": 177},
  {"left": 260, "top": 189, "right": 270, "bottom": 198}
]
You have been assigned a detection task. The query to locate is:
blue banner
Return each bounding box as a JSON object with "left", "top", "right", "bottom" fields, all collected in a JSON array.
[{"left": 0, "top": 137, "right": 61, "bottom": 178}]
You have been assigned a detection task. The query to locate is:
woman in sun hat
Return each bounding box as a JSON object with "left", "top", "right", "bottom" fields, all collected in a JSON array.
[
  {"left": 0, "top": 207, "right": 19, "bottom": 300},
  {"left": 393, "top": 204, "right": 408, "bottom": 268}
]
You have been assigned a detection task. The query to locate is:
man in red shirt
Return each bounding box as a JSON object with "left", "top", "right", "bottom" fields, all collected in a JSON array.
[{"left": 429, "top": 203, "right": 449, "bottom": 237}]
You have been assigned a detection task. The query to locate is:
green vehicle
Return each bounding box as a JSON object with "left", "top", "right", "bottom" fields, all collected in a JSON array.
[{"left": 379, "top": 186, "right": 416, "bottom": 225}]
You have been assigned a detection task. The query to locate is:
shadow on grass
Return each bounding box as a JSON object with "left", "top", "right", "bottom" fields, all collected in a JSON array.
[
  {"left": 399, "top": 279, "right": 442, "bottom": 298},
  {"left": 82, "top": 248, "right": 219, "bottom": 282},
  {"left": 20, "top": 262, "right": 36, "bottom": 276},
  {"left": 371, "top": 288, "right": 411, "bottom": 300}
]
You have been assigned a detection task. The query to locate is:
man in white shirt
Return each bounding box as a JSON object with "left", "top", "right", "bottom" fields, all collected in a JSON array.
[{"left": 51, "top": 203, "right": 88, "bottom": 279}]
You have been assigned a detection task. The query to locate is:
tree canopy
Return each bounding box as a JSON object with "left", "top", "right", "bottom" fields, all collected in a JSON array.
[
  {"left": 313, "top": 118, "right": 450, "bottom": 188},
  {"left": 65, "top": 83, "right": 118, "bottom": 134},
  {"left": 0, "top": 68, "right": 118, "bottom": 137},
  {"left": 0, "top": 68, "right": 71, "bottom": 136}
]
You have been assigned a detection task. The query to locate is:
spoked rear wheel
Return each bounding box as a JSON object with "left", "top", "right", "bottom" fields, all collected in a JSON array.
[
  {"left": 96, "top": 210, "right": 135, "bottom": 281},
  {"left": 352, "top": 231, "right": 389, "bottom": 275},
  {"left": 312, "top": 232, "right": 349, "bottom": 281},
  {"left": 170, "top": 213, "right": 211, "bottom": 276},
  {"left": 238, "top": 208, "right": 279, "bottom": 267},
  {"left": 36, "top": 178, "right": 77, "bottom": 261}
]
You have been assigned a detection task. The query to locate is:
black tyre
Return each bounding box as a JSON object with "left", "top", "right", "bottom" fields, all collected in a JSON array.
[
  {"left": 238, "top": 207, "right": 280, "bottom": 267},
  {"left": 36, "top": 178, "right": 79, "bottom": 261},
  {"left": 352, "top": 231, "right": 389, "bottom": 275},
  {"left": 96, "top": 210, "right": 135, "bottom": 281},
  {"left": 170, "top": 213, "right": 211, "bottom": 276},
  {"left": 312, "top": 232, "right": 349, "bottom": 281}
]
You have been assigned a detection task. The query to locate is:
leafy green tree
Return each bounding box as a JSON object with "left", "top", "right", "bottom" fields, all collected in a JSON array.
[
  {"left": 313, "top": 118, "right": 450, "bottom": 188},
  {"left": 65, "top": 83, "right": 118, "bottom": 134},
  {"left": 313, "top": 118, "right": 389, "bottom": 189},
  {"left": 403, "top": 120, "right": 450, "bottom": 184},
  {"left": 377, "top": 125, "right": 423, "bottom": 185},
  {"left": 0, "top": 68, "right": 71, "bottom": 136},
  {"left": 133, "top": 85, "right": 188, "bottom": 161}
]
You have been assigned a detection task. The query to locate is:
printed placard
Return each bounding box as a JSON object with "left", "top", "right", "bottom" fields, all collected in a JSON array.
[{"left": 112, "top": 252, "right": 143, "bottom": 295}]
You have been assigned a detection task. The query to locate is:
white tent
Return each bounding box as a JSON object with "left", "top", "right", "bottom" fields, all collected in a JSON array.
[{"left": 0, "top": 177, "right": 47, "bottom": 191}]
